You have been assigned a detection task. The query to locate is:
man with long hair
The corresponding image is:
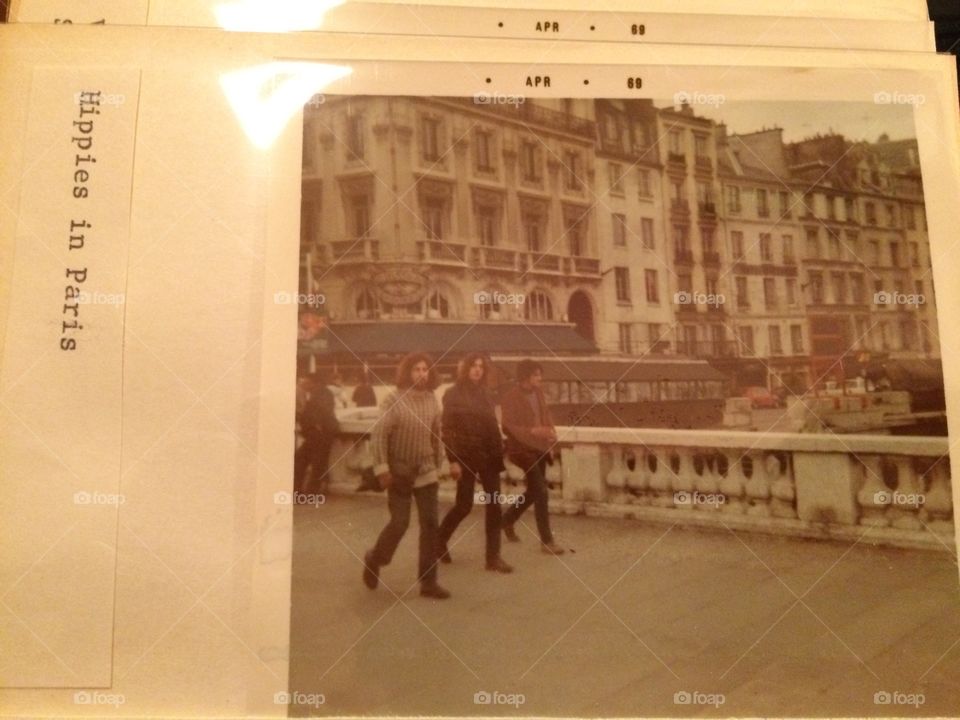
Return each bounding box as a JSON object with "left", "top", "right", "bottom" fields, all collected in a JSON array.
[
  {"left": 437, "top": 353, "right": 513, "bottom": 573},
  {"left": 500, "top": 359, "right": 564, "bottom": 554},
  {"left": 362, "top": 352, "right": 450, "bottom": 599}
]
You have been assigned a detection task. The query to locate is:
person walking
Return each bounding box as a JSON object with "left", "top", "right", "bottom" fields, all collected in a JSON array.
[
  {"left": 362, "top": 352, "right": 450, "bottom": 599},
  {"left": 437, "top": 353, "right": 513, "bottom": 573},
  {"left": 293, "top": 371, "right": 340, "bottom": 495},
  {"left": 500, "top": 360, "right": 565, "bottom": 555}
]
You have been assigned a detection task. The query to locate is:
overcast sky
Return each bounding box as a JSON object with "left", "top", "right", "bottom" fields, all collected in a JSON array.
[{"left": 654, "top": 100, "right": 916, "bottom": 144}]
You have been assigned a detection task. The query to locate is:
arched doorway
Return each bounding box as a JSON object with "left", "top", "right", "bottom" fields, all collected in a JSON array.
[{"left": 567, "top": 291, "right": 595, "bottom": 342}]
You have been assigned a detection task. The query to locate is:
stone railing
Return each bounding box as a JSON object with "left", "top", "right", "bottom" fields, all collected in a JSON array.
[{"left": 322, "top": 412, "right": 954, "bottom": 551}]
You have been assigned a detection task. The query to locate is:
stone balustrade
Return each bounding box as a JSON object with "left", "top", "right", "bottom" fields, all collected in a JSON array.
[{"left": 322, "top": 410, "right": 954, "bottom": 551}]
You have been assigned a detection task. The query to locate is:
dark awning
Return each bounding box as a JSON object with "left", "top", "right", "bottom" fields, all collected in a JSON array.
[
  {"left": 490, "top": 357, "right": 728, "bottom": 383},
  {"left": 881, "top": 359, "right": 944, "bottom": 391},
  {"left": 313, "top": 321, "right": 597, "bottom": 356}
]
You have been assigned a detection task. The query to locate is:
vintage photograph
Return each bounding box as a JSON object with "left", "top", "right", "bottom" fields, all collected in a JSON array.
[{"left": 288, "top": 94, "right": 956, "bottom": 717}]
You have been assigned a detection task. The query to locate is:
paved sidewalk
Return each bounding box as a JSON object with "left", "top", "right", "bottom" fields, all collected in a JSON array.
[{"left": 289, "top": 493, "right": 960, "bottom": 717}]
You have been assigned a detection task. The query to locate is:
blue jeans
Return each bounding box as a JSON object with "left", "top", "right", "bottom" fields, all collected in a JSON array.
[
  {"left": 370, "top": 481, "right": 440, "bottom": 587},
  {"left": 502, "top": 456, "right": 553, "bottom": 544}
]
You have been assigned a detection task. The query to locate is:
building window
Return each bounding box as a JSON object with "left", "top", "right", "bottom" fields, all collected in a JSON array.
[
  {"left": 760, "top": 233, "right": 773, "bottom": 262},
  {"left": 906, "top": 205, "right": 917, "bottom": 230},
  {"left": 356, "top": 288, "right": 379, "bottom": 319},
  {"left": 618, "top": 324, "right": 633, "bottom": 353},
  {"left": 609, "top": 163, "right": 624, "bottom": 195},
  {"left": 678, "top": 273, "right": 693, "bottom": 295},
  {"left": 564, "top": 150, "right": 582, "bottom": 191},
  {"left": 615, "top": 267, "right": 632, "bottom": 303},
  {"left": 768, "top": 326, "right": 783, "bottom": 355},
  {"left": 763, "top": 277, "right": 777, "bottom": 309},
  {"left": 425, "top": 289, "right": 450, "bottom": 318},
  {"left": 673, "top": 224, "right": 690, "bottom": 255},
  {"left": 731, "top": 230, "right": 744, "bottom": 260},
  {"left": 832, "top": 272, "right": 846, "bottom": 304},
  {"left": 565, "top": 209, "right": 588, "bottom": 256},
  {"left": 645, "top": 269, "right": 659, "bottom": 303},
  {"left": 756, "top": 188, "right": 769, "bottom": 218},
  {"left": 525, "top": 290, "right": 553, "bottom": 320},
  {"left": 669, "top": 129, "right": 683, "bottom": 155},
  {"left": 844, "top": 197, "right": 856, "bottom": 222},
  {"left": 738, "top": 326, "right": 755, "bottom": 355},
  {"left": 790, "top": 325, "right": 804, "bottom": 354},
  {"left": 736, "top": 277, "right": 749, "bottom": 308},
  {"left": 805, "top": 228, "right": 820, "bottom": 259},
  {"left": 612, "top": 213, "right": 628, "bottom": 247},
  {"left": 783, "top": 234, "right": 794, "bottom": 263},
  {"left": 520, "top": 140, "right": 541, "bottom": 182},
  {"left": 851, "top": 274, "right": 864, "bottom": 304},
  {"left": 803, "top": 192, "right": 816, "bottom": 218},
  {"left": 786, "top": 278, "right": 797, "bottom": 306},
  {"left": 779, "top": 191, "right": 791, "bottom": 218},
  {"left": 475, "top": 129, "right": 495, "bottom": 172},
  {"left": 865, "top": 201, "right": 877, "bottom": 226},
  {"left": 523, "top": 209, "right": 545, "bottom": 252},
  {"left": 828, "top": 229, "right": 841, "bottom": 259},
  {"left": 641, "top": 218, "right": 655, "bottom": 249},
  {"left": 476, "top": 205, "right": 498, "bottom": 247},
  {"left": 809, "top": 272, "right": 824, "bottom": 304},
  {"left": 702, "top": 226, "right": 716, "bottom": 254},
  {"left": 346, "top": 113, "right": 364, "bottom": 160},
  {"left": 423, "top": 199, "right": 445, "bottom": 240},
  {"left": 910, "top": 242, "right": 920, "bottom": 266},
  {"left": 637, "top": 169, "right": 652, "bottom": 198},
  {"left": 726, "top": 185, "right": 741, "bottom": 214},
  {"left": 694, "top": 134, "right": 708, "bottom": 160},
  {"left": 349, "top": 195, "right": 371, "bottom": 238},
  {"left": 648, "top": 323, "right": 664, "bottom": 352},
  {"left": 869, "top": 239, "right": 881, "bottom": 265},
  {"left": 886, "top": 203, "right": 897, "bottom": 228},
  {"left": 421, "top": 116, "right": 441, "bottom": 162},
  {"left": 889, "top": 241, "right": 900, "bottom": 266}
]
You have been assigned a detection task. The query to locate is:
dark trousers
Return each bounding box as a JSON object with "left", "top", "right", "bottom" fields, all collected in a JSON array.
[
  {"left": 438, "top": 468, "right": 502, "bottom": 563},
  {"left": 370, "top": 482, "right": 439, "bottom": 587},
  {"left": 502, "top": 456, "right": 553, "bottom": 544},
  {"left": 293, "top": 434, "right": 333, "bottom": 494}
]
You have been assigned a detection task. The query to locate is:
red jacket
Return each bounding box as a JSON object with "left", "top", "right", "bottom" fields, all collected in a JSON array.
[{"left": 500, "top": 384, "right": 555, "bottom": 470}]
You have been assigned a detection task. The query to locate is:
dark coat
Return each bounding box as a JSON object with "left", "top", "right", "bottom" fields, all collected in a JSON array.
[
  {"left": 300, "top": 385, "right": 339, "bottom": 442},
  {"left": 500, "top": 383, "right": 555, "bottom": 471},
  {"left": 441, "top": 381, "right": 505, "bottom": 475}
]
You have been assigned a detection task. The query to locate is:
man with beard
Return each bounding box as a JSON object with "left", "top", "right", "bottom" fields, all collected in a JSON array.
[{"left": 362, "top": 352, "right": 450, "bottom": 599}]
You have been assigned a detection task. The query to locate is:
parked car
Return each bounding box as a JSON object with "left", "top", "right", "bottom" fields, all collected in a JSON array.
[{"left": 742, "top": 385, "right": 781, "bottom": 409}]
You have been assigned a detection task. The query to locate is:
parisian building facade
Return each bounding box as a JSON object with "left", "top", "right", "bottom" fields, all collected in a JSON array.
[{"left": 300, "top": 96, "right": 939, "bottom": 391}]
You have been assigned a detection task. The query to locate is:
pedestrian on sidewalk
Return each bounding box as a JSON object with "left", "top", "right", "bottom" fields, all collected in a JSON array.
[
  {"left": 362, "top": 352, "right": 450, "bottom": 600},
  {"left": 437, "top": 353, "right": 513, "bottom": 574},
  {"left": 293, "top": 370, "right": 340, "bottom": 496},
  {"left": 500, "top": 360, "right": 565, "bottom": 555}
]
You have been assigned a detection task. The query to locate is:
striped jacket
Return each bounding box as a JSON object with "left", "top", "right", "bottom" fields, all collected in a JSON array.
[{"left": 371, "top": 388, "right": 443, "bottom": 479}]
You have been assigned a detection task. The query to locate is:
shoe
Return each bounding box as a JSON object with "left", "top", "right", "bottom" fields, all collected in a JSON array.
[
  {"left": 503, "top": 524, "right": 520, "bottom": 542},
  {"left": 541, "top": 541, "right": 565, "bottom": 555},
  {"left": 485, "top": 557, "right": 514, "bottom": 574},
  {"left": 362, "top": 551, "right": 380, "bottom": 589},
  {"left": 439, "top": 546, "right": 452, "bottom": 564},
  {"left": 420, "top": 583, "right": 451, "bottom": 600}
]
